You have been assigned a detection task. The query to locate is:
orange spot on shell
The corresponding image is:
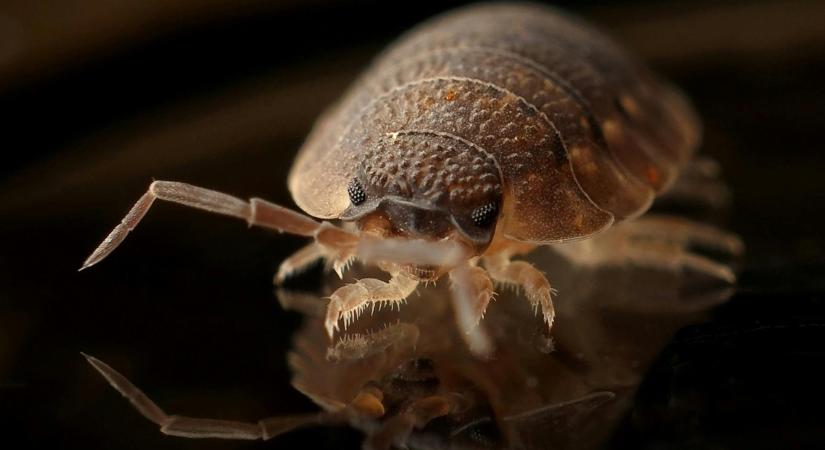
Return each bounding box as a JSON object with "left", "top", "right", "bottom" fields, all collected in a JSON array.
[
  {"left": 646, "top": 166, "right": 660, "bottom": 185},
  {"left": 444, "top": 90, "right": 456, "bottom": 101}
]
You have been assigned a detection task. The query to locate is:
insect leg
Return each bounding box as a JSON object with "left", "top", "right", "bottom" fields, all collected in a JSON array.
[
  {"left": 621, "top": 215, "right": 744, "bottom": 256},
  {"left": 618, "top": 240, "right": 737, "bottom": 283},
  {"left": 450, "top": 265, "right": 495, "bottom": 327},
  {"left": 448, "top": 263, "right": 494, "bottom": 357},
  {"left": 274, "top": 242, "right": 325, "bottom": 284},
  {"left": 82, "top": 353, "right": 329, "bottom": 440},
  {"left": 482, "top": 254, "right": 556, "bottom": 332},
  {"left": 324, "top": 274, "right": 419, "bottom": 338},
  {"left": 80, "top": 180, "right": 357, "bottom": 270},
  {"left": 551, "top": 216, "right": 739, "bottom": 283}
]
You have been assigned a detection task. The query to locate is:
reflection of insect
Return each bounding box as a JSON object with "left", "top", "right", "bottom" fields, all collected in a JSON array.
[
  {"left": 83, "top": 241, "right": 737, "bottom": 446},
  {"left": 81, "top": 3, "right": 731, "bottom": 353}
]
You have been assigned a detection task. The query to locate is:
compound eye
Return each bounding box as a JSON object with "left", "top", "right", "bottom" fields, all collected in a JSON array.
[
  {"left": 471, "top": 202, "right": 498, "bottom": 228},
  {"left": 347, "top": 178, "right": 366, "bottom": 205}
]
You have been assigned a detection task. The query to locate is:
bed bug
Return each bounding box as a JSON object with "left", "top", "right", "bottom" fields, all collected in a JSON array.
[{"left": 81, "top": 3, "right": 735, "bottom": 355}]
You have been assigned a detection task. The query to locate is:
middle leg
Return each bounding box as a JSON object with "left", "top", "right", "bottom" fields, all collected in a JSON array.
[
  {"left": 274, "top": 228, "right": 359, "bottom": 284},
  {"left": 483, "top": 253, "right": 556, "bottom": 331},
  {"left": 449, "top": 263, "right": 495, "bottom": 357}
]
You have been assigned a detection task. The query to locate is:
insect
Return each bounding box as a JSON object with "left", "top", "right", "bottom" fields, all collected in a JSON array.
[{"left": 81, "top": 3, "right": 732, "bottom": 354}]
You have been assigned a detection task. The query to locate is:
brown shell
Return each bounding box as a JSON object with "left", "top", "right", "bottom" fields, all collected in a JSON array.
[{"left": 288, "top": 3, "right": 700, "bottom": 243}]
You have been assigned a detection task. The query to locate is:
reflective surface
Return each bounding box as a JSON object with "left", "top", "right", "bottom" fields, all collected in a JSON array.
[{"left": 280, "top": 242, "right": 735, "bottom": 449}]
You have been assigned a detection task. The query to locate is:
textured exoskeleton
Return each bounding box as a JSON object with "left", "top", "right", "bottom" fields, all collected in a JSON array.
[{"left": 291, "top": 4, "right": 701, "bottom": 234}]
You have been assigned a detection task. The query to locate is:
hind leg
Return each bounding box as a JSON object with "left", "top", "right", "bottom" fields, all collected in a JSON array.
[
  {"left": 552, "top": 214, "right": 742, "bottom": 283},
  {"left": 621, "top": 215, "right": 744, "bottom": 256}
]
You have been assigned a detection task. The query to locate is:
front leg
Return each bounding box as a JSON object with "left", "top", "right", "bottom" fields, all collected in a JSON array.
[
  {"left": 483, "top": 253, "right": 556, "bottom": 331},
  {"left": 325, "top": 273, "right": 419, "bottom": 337},
  {"left": 81, "top": 181, "right": 358, "bottom": 271}
]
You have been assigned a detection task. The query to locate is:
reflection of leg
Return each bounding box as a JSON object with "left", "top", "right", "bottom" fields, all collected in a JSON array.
[
  {"left": 324, "top": 274, "right": 419, "bottom": 337},
  {"left": 365, "top": 395, "right": 453, "bottom": 450},
  {"left": 326, "top": 323, "right": 420, "bottom": 363},
  {"left": 83, "top": 353, "right": 323, "bottom": 440},
  {"left": 484, "top": 254, "right": 556, "bottom": 331},
  {"left": 552, "top": 215, "right": 741, "bottom": 283},
  {"left": 274, "top": 243, "right": 324, "bottom": 284},
  {"left": 276, "top": 288, "right": 327, "bottom": 317}
]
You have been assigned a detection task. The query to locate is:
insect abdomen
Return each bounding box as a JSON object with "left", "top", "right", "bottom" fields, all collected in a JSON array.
[{"left": 377, "top": 3, "right": 700, "bottom": 191}]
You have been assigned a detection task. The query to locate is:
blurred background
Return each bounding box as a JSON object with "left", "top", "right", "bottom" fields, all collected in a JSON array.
[{"left": 1, "top": 0, "right": 824, "bottom": 448}]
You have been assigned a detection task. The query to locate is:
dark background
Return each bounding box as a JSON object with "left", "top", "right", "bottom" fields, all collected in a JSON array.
[{"left": 1, "top": 0, "right": 824, "bottom": 448}]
